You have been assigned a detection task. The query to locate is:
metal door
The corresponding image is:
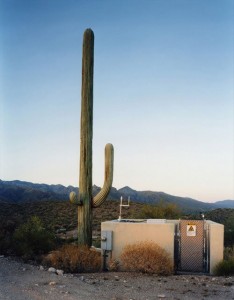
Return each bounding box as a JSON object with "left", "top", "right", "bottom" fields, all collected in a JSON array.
[{"left": 177, "top": 220, "right": 208, "bottom": 272}]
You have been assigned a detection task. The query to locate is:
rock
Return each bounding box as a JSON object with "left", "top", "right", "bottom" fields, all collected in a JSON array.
[
  {"left": 56, "top": 269, "right": 64, "bottom": 276},
  {"left": 58, "top": 285, "right": 66, "bottom": 289},
  {"left": 212, "top": 277, "right": 216, "bottom": 281},
  {"left": 49, "top": 281, "right": 56, "bottom": 286},
  {"left": 157, "top": 294, "right": 166, "bottom": 298},
  {"left": 224, "top": 282, "right": 232, "bottom": 286},
  {"left": 48, "top": 267, "right": 56, "bottom": 273}
]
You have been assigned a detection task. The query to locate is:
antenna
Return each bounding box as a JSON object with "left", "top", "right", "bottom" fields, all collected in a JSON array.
[{"left": 118, "top": 196, "right": 130, "bottom": 221}]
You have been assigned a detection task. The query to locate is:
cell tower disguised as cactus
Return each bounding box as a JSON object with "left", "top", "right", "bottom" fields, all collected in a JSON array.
[{"left": 69, "top": 29, "right": 114, "bottom": 247}]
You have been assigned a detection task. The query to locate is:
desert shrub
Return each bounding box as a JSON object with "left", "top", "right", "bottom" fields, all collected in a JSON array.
[
  {"left": 214, "top": 246, "right": 234, "bottom": 276},
  {"left": 138, "top": 202, "right": 181, "bottom": 220},
  {"left": 0, "top": 232, "right": 11, "bottom": 254},
  {"left": 44, "top": 244, "right": 101, "bottom": 273},
  {"left": 13, "top": 216, "right": 55, "bottom": 259},
  {"left": 120, "top": 241, "right": 173, "bottom": 275},
  {"left": 204, "top": 209, "right": 234, "bottom": 246},
  {"left": 224, "top": 215, "right": 234, "bottom": 246},
  {"left": 0, "top": 219, "right": 19, "bottom": 255},
  {"left": 108, "top": 258, "right": 120, "bottom": 271},
  {"left": 0, "top": 227, "right": 10, "bottom": 254},
  {"left": 224, "top": 246, "right": 234, "bottom": 260},
  {"left": 213, "top": 258, "right": 234, "bottom": 276}
]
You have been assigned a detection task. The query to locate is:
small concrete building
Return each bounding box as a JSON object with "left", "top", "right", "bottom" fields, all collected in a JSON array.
[{"left": 101, "top": 219, "right": 224, "bottom": 274}]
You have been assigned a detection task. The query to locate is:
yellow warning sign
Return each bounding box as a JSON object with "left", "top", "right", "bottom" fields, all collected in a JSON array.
[{"left": 186, "top": 224, "right": 196, "bottom": 236}]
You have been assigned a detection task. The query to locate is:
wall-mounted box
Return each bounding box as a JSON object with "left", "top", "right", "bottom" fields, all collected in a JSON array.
[{"left": 101, "top": 230, "right": 113, "bottom": 251}]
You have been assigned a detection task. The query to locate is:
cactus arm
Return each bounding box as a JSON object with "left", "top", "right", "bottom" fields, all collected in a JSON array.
[
  {"left": 92, "top": 143, "right": 114, "bottom": 208},
  {"left": 70, "top": 142, "right": 114, "bottom": 208},
  {"left": 69, "top": 191, "right": 82, "bottom": 205}
]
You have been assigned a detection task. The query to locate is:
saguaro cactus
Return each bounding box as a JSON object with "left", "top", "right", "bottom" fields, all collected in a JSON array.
[{"left": 69, "top": 29, "right": 114, "bottom": 247}]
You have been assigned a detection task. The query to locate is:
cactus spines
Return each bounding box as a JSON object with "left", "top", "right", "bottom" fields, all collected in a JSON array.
[{"left": 69, "top": 29, "right": 114, "bottom": 246}]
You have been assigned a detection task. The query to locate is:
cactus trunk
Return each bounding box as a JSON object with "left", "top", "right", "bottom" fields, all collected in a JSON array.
[
  {"left": 69, "top": 29, "right": 114, "bottom": 247},
  {"left": 78, "top": 29, "right": 94, "bottom": 246}
]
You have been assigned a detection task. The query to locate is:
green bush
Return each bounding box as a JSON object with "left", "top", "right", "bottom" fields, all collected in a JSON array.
[
  {"left": 213, "top": 258, "right": 234, "bottom": 276},
  {"left": 205, "top": 209, "right": 234, "bottom": 246},
  {"left": 0, "top": 232, "right": 10, "bottom": 254},
  {"left": 137, "top": 201, "right": 181, "bottom": 219},
  {"left": 13, "top": 216, "right": 55, "bottom": 259},
  {"left": 224, "top": 215, "right": 234, "bottom": 246},
  {"left": 224, "top": 246, "right": 234, "bottom": 260},
  {"left": 0, "top": 219, "right": 19, "bottom": 255},
  {"left": 214, "top": 246, "right": 234, "bottom": 276}
]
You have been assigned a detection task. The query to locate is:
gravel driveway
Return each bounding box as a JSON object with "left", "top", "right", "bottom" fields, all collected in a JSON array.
[{"left": 0, "top": 256, "right": 233, "bottom": 300}]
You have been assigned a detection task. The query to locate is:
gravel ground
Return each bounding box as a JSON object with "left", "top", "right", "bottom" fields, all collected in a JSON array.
[{"left": 0, "top": 256, "right": 233, "bottom": 300}]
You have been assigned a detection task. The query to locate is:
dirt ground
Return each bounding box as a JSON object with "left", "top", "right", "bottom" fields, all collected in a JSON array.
[{"left": 0, "top": 256, "right": 233, "bottom": 300}]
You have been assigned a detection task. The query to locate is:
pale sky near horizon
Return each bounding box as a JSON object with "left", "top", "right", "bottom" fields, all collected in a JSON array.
[{"left": 1, "top": 0, "right": 233, "bottom": 202}]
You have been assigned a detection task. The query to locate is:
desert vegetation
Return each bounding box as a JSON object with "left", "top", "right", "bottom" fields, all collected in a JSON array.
[
  {"left": 12, "top": 216, "right": 55, "bottom": 260},
  {"left": 0, "top": 199, "right": 144, "bottom": 258},
  {"left": 120, "top": 241, "right": 173, "bottom": 275},
  {"left": 213, "top": 246, "right": 234, "bottom": 276},
  {"left": 44, "top": 244, "right": 101, "bottom": 273},
  {"left": 135, "top": 201, "right": 182, "bottom": 219},
  {"left": 0, "top": 199, "right": 233, "bottom": 275}
]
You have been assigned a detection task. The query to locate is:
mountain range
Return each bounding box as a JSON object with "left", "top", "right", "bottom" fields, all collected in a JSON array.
[{"left": 0, "top": 179, "right": 233, "bottom": 213}]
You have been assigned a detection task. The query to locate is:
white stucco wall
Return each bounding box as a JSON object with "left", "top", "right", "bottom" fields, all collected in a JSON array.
[
  {"left": 101, "top": 219, "right": 224, "bottom": 274},
  {"left": 207, "top": 221, "right": 224, "bottom": 274},
  {"left": 101, "top": 220, "right": 175, "bottom": 266}
]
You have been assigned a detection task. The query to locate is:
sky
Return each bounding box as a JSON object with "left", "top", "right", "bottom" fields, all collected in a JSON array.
[{"left": 1, "top": 0, "right": 233, "bottom": 202}]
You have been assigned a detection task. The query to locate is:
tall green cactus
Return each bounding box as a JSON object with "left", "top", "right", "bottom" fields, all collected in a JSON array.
[{"left": 69, "top": 29, "right": 114, "bottom": 247}]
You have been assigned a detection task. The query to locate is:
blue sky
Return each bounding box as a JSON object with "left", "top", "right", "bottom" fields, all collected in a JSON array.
[{"left": 1, "top": 0, "right": 233, "bottom": 202}]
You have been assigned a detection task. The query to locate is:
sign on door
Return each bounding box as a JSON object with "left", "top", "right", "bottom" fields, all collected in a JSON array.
[{"left": 186, "top": 224, "right": 197, "bottom": 236}]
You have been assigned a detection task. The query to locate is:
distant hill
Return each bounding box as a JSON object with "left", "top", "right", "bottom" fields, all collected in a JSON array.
[
  {"left": 118, "top": 186, "right": 213, "bottom": 212},
  {"left": 0, "top": 180, "right": 77, "bottom": 197},
  {"left": 0, "top": 180, "right": 233, "bottom": 213},
  {"left": 213, "top": 200, "right": 234, "bottom": 209},
  {"left": 0, "top": 180, "right": 67, "bottom": 203}
]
